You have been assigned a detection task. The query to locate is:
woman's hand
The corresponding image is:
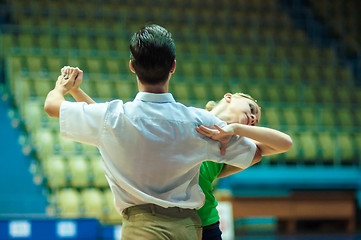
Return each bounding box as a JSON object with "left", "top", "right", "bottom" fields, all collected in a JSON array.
[{"left": 196, "top": 124, "right": 237, "bottom": 155}]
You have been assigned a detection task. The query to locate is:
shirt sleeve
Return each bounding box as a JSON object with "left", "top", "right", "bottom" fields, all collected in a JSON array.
[
  {"left": 207, "top": 136, "right": 257, "bottom": 169},
  {"left": 59, "top": 101, "right": 109, "bottom": 146}
]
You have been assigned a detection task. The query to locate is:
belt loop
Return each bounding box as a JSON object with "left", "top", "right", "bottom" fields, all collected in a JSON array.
[
  {"left": 150, "top": 204, "right": 156, "bottom": 216},
  {"left": 122, "top": 208, "right": 129, "bottom": 220}
]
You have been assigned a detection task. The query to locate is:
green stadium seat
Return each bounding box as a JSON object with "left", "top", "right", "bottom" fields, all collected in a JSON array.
[
  {"left": 317, "top": 132, "right": 336, "bottom": 165},
  {"left": 23, "top": 100, "right": 43, "bottom": 131},
  {"left": 191, "top": 82, "right": 209, "bottom": 101},
  {"left": 38, "top": 34, "right": 56, "bottom": 49},
  {"left": 25, "top": 56, "right": 45, "bottom": 73},
  {"left": 269, "top": 63, "right": 286, "bottom": 84},
  {"left": 336, "top": 108, "right": 353, "bottom": 128},
  {"left": 105, "top": 59, "right": 121, "bottom": 75},
  {"left": 320, "top": 65, "right": 337, "bottom": 85},
  {"left": 210, "top": 83, "right": 227, "bottom": 101},
  {"left": 114, "top": 80, "right": 137, "bottom": 100},
  {"left": 317, "top": 86, "right": 334, "bottom": 103},
  {"left": 337, "top": 133, "right": 355, "bottom": 165},
  {"left": 253, "top": 63, "right": 268, "bottom": 82},
  {"left": 33, "top": 78, "right": 53, "bottom": 97},
  {"left": 46, "top": 56, "right": 66, "bottom": 73},
  {"left": 336, "top": 87, "right": 351, "bottom": 104},
  {"left": 57, "top": 188, "right": 81, "bottom": 217},
  {"left": 45, "top": 155, "right": 68, "bottom": 189},
  {"left": 34, "top": 129, "right": 55, "bottom": 160},
  {"left": 172, "top": 82, "right": 192, "bottom": 101},
  {"left": 89, "top": 156, "right": 108, "bottom": 188},
  {"left": 289, "top": 65, "right": 303, "bottom": 83},
  {"left": 199, "top": 61, "right": 216, "bottom": 80},
  {"left": 76, "top": 35, "right": 94, "bottom": 51},
  {"left": 94, "top": 79, "right": 115, "bottom": 99},
  {"left": 68, "top": 156, "right": 90, "bottom": 188},
  {"left": 299, "top": 131, "right": 319, "bottom": 164},
  {"left": 85, "top": 58, "right": 103, "bottom": 74},
  {"left": 235, "top": 63, "right": 252, "bottom": 83},
  {"left": 283, "top": 132, "right": 300, "bottom": 164},
  {"left": 282, "top": 107, "right": 300, "bottom": 127},
  {"left": 95, "top": 36, "right": 112, "bottom": 51},
  {"left": 81, "top": 188, "right": 105, "bottom": 219},
  {"left": 262, "top": 107, "right": 280, "bottom": 128},
  {"left": 57, "top": 135, "right": 78, "bottom": 153},
  {"left": 17, "top": 33, "right": 36, "bottom": 49},
  {"left": 319, "top": 108, "right": 336, "bottom": 127},
  {"left": 265, "top": 85, "right": 281, "bottom": 102}
]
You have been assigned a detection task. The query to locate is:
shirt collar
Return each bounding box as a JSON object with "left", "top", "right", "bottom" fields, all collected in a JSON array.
[{"left": 134, "top": 92, "right": 176, "bottom": 103}]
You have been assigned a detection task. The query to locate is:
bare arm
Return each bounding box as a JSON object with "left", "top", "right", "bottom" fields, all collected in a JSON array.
[
  {"left": 62, "top": 67, "right": 96, "bottom": 104},
  {"left": 217, "top": 147, "right": 262, "bottom": 178},
  {"left": 196, "top": 123, "right": 292, "bottom": 156}
]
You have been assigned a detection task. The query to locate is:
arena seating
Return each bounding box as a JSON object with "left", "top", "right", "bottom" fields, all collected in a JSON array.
[{"left": 0, "top": 0, "right": 360, "bottom": 227}]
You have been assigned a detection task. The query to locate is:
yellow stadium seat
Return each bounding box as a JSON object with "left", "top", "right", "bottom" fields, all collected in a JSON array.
[
  {"left": 81, "top": 188, "right": 105, "bottom": 219},
  {"left": 34, "top": 129, "right": 55, "bottom": 160},
  {"left": 23, "top": 100, "right": 43, "bottom": 131},
  {"left": 68, "top": 156, "right": 90, "bottom": 188},
  {"left": 45, "top": 155, "right": 68, "bottom": 189},
  {"left": 57, "top": 189, "right": 81, "bottom": 218}
]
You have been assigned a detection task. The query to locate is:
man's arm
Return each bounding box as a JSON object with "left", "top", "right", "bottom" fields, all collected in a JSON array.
[{"left": 62, "top": 66, "right": 96, "bottom": 104}]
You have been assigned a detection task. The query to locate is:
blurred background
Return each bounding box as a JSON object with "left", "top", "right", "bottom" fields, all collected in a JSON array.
[{"left": 0, "top": 0, "right": 360, "bottom": 239}]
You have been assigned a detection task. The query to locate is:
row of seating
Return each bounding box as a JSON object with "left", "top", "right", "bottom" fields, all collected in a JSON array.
[
  {"left": 43, "top": 154, "right": 106, "bottom": 189},
  {"left": 307, "top": 0, "right": 360, "bottom": 56},
  {"left": 6, "top": 55, "right": 354, "bottom": 93},
  {"left": 20, "top": 100, "right": 361, "bottom": 172},
  {"left": 49, "top": 187, "right": 122, "bottom": 223},
  {"left": 13, "top": 76, "right": 360, "bottom": 109}
]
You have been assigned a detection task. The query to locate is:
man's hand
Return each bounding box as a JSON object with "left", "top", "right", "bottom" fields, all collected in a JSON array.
[
  {"left": 196, "top": 124, "right": 236, "bottom": 155},
  {"left": 60, "top": 66, "right": 83, "bottom": 94},
  {"left": 55, "top": 68, "right": 82, "bottom": 95}
]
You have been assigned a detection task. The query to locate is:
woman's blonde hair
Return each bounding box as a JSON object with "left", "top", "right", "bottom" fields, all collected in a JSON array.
[{"left": 205, "top": 93, "right": 259, "bottom": 111}]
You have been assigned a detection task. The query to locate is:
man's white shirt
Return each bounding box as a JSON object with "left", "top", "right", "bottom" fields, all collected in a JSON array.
[{"left": 60, "top": 92, "right": 256, "bottom": 214}]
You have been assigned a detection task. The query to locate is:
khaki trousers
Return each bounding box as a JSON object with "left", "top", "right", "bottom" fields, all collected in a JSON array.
[{"left": 121, "top": 204, "right": 202, "bottom": 240}]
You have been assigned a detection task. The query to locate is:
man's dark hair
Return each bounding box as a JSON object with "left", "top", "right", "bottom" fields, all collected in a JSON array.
[{"left": 130, "top": 24, "right": 176, "bottom": 85}]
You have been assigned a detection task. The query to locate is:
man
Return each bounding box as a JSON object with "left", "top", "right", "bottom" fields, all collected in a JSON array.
[{"left": 44, "top": 24, "right": 261, "bottom": 240}]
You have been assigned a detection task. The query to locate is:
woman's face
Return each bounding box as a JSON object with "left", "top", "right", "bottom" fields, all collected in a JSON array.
[{"left": 226, "top": 95, "right": 261, "bottom": 126}]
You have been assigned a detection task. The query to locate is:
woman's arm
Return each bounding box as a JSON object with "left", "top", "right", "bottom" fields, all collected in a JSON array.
[{"left": 196, "top": 123, "right": 293, "bottom": 156}]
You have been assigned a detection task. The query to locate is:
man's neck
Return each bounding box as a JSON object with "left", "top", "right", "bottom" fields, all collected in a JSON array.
[{"left": 137, "top": 79, "right": 169, "bottom": 93}]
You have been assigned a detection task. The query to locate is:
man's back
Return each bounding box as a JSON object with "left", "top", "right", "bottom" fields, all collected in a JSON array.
[{"left": 60, "top": 92, "right": 256, "bottom": 214}]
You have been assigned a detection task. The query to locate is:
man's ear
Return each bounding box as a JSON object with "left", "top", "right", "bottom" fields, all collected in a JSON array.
[
  {"left": 170, "top": 60, "right": 176, "bottom": 74},
  {"left": 224, "top": 93, "right": 232, "bottom": 103},
  {"left": 129, "top": 60, "right": 136, "bottom": 73}
]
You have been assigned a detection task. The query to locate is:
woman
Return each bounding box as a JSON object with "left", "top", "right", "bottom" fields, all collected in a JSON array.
[{"left": 198, "top": 93, "right": 292, "bottom": 240}]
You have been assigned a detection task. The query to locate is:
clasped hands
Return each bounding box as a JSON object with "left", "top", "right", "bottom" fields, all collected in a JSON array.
[{"left": 55, "top": 66, "right": 83, "bottom": 95}]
